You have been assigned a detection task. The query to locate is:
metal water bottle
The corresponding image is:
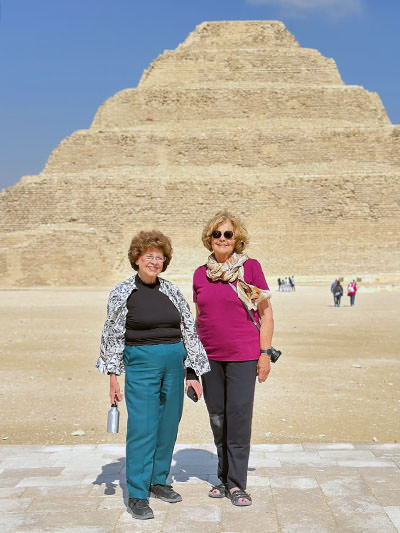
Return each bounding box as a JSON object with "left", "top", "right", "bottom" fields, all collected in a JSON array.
[{"left": 107, "top": 403, "right": 120, "bottom": 433}]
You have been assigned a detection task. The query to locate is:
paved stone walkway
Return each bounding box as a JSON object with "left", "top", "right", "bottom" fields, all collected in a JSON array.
[{"left": 1, "top": 443, "right": 399, "bottom": 532}]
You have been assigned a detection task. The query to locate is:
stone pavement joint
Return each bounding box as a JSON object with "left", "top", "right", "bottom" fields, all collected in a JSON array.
[{"left": 0, "top": 443, "right": 399, "bottom": 532}]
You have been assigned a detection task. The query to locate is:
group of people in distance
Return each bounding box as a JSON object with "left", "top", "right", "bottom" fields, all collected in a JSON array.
[
  {"left": 330, "top": 278, "right": 358, "bottom": 307},
  {"left": 277, "top": 276, "right": 295, "bottom": 291},
  {"left": 96, "top": 210, "right": 274, "bottom": 520}
]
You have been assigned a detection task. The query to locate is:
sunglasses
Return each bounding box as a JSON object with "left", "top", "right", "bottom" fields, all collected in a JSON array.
[{"left": 211, "top": 230, "right": 234, "bottom": 239}]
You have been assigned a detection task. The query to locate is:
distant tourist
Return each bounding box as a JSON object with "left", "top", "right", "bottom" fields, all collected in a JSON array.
[
  {"left": 289, "top": 276, "right": 295, "bottom": 291},
  {"left": 193, "top": 210, "right": 274, "bottom": 507},
  {"left": 330, "top": 279, "right": 338, "bottom": 305},
  {"left": 96, "top": 230, "right": 209, "bottom": 520},
  {"left": 333, "top": 280, "right": 344, "bottom": 307},
  {"left": 347, "top": 280, "right": 358, "bottom": 306},
  {"left": 277, "top": 277, "right": 282, "bottom": 291}
]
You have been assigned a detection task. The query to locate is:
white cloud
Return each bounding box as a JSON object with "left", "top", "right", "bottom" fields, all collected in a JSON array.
[{"left": 248, "top": 0, "right": 364, "bottom": 18}]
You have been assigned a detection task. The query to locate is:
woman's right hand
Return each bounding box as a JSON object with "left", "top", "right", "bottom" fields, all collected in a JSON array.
[
  {"left": 186, "top": 379, "right": 203, "bottom": 400},
  {"left": 109, "top": 374, "right": 124, "bottom": 404}
]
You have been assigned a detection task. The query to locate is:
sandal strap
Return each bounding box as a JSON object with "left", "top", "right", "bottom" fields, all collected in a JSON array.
[
  {"left": 210, "top": 484, "right": 226, "bottom": 492},
  {"left": 231, "top": 489, "right": 251, "bottom": 500}
]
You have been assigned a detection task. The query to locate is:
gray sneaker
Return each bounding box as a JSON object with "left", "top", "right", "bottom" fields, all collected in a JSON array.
[
  {"left": 128, "top": 498, "right": 154, "bottom": 520},
  {"left": 150, "top": 484, "right": 182, "bottom": 503}
]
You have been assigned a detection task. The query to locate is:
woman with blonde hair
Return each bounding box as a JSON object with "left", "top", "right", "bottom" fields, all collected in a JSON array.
[
  {"left": 97, "top": 230, "right": 209, "bottom": 520},
  {"left": 193, "top": 211, "right": 274, "bottom": 506}
]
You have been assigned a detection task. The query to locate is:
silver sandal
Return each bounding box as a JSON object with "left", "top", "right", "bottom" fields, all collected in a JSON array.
[
  {"left": 208, "top": 483, "right": 227, "bottom": 498},
  {"left": 229, "top": 489, "right": 252, "bottom": 506}
]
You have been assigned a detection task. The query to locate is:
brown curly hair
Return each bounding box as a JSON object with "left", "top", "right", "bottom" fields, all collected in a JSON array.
[
  {"left": 202, "top": 210, "right": 249, "bottom": 253},
  {"left": 128, "top": 230, "right": 173, "bottom": 272}
]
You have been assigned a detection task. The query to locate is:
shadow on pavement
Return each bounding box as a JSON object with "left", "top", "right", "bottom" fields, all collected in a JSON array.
[
  {"left": 169, "top": 447, "right": 218, "bottom": 482},
  {"left": 92, "top": 456, "right": 128, "bottom": 501},
  {"left": 92, "top": 448, "right": 219, "bottom": 500}
]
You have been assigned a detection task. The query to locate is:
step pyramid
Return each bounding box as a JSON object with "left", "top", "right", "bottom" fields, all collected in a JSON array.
[{"left": 1, "top": 21, "right": 399, "bottom": 285}]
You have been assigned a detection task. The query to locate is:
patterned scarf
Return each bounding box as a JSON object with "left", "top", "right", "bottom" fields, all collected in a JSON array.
[{"left": 206, "top": 252, "right": 271, "bottom": 311}]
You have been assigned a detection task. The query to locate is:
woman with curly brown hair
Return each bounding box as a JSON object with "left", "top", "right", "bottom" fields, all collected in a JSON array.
[
  {"left": 96, "top": 230, "right": 209, "bottom": 520},
  {"left": 193, "top": 211, "right": 274, "bottom": 507}
]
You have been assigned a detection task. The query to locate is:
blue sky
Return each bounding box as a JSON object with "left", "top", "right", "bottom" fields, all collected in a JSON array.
[{"left": 0, "top": 0, "right": 399, "bottom": 190}]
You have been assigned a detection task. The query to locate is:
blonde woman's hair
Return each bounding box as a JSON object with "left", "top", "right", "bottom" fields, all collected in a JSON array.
[{"left": 201, "top": 210, "right": 249, "bottom": 253}]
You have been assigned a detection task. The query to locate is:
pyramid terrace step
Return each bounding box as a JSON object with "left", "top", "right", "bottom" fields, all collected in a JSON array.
[
  {"left": 139, "top": 47, "right": 342, "bottom": 86},
  {"left": 2, "top": 171, "right": 399, "bottom": 231},
  {"left": 178, "top": 21, "right": 299, "bottom": 50},
  {"left": 44, "top": 126, "right": 399, "bottom": 173},
  {"left": 92, "top": 86, "right": 389, "bottom": 129}
]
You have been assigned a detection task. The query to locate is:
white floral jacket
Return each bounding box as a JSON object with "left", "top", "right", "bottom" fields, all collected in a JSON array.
[{"left": 96, "top": 275, "right": 210, "bottom": 377}]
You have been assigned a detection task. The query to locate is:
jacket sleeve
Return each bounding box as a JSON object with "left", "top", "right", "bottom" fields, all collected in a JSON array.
[
  {"left": 175, "top": 288, "right": 210, "bottom": 377},
  {"left": 95, "top": 288, "right": 125, "bottom": 376}
]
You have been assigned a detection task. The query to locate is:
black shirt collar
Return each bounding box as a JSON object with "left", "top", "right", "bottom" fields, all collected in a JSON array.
[{"left": 135, "top": 273, "right": 159, "bottom": 289}]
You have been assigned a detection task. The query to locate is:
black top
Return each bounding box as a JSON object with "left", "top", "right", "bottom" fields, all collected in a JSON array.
[{"left": 125, "top": 275, "right": 182, "bottom": 346}]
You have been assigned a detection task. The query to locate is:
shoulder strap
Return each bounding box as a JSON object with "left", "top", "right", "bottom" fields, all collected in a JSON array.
[{"left": 228, "top": 282, "right": 260, "bottom": 332}]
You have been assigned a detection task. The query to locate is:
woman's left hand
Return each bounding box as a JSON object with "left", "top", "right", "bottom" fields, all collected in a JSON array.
[
  {"left": 185, "top": 379, "right": 203, "bottom": 400},
  {"left": 257, "top": 354, "right": 271, "bottom": 383}
]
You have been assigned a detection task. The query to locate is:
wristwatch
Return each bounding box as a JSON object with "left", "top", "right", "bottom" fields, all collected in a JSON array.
[{"left": 260, "top": 349, "right": 273, "bottom": 356}]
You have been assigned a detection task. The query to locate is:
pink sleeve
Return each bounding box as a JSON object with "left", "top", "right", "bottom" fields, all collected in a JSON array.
[{"left": 246, "top": 260, "right": 269, "bottom": 290}]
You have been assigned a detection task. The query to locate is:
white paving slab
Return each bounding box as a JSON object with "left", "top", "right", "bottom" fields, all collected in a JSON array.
[{"left": 385, "top": 506, "right": 400, "bottom": 530}]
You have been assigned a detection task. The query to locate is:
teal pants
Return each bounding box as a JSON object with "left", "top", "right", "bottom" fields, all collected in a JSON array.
[{"left": 124, "top": 342, "right": 186, "bottom": 498}]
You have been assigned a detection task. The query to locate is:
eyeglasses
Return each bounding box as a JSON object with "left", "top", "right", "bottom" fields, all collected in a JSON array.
[
  {"left": 211, "top": 230, "right": 234, "bottom": 240},
  {"left": 143, "top": 255, "right": 165, "bottom": 263}
]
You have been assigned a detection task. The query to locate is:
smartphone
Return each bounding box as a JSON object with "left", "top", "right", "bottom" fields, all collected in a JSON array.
[{"left": 186, "top": 385, "right": 198, "bottom": 402}]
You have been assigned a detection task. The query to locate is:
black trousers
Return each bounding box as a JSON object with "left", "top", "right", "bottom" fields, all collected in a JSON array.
[{"left": 202, "top": 359, "right": 258, "bottom": 490}]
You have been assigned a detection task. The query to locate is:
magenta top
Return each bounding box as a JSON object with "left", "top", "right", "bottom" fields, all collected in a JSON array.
[{"left": 193, "top": 258, "right": 269, "bottom": 362}]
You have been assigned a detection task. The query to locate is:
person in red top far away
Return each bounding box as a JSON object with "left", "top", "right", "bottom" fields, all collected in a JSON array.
[{"left": 347, "top": 280, "right": 358, "bottom": 306}]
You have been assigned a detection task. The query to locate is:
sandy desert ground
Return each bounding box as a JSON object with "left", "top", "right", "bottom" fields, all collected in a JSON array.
[{"left": 0, "top": 283, "right": 399, "bottom": 446}]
